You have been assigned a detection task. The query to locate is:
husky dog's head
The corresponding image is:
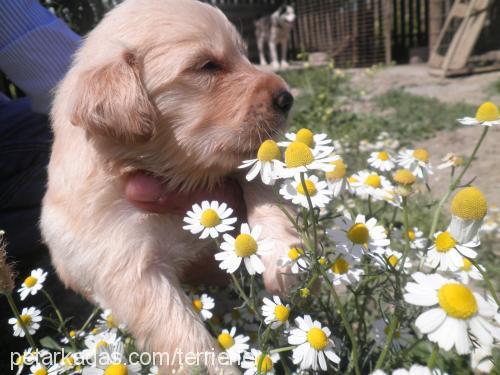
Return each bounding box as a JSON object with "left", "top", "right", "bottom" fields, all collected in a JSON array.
[{"left": 274, "top": 5, "right": 296, "bottom": 27}]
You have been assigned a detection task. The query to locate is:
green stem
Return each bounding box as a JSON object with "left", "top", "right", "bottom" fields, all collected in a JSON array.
[
  {"left": 428, "top": 126, "right": 489, "bottom": 238},
  {"left": 271, "top": 345, "right": 296, "bottom": 354},
  {"left": 80, "top": 307, "right": 100, "bottom": 333},
  {"left": 5, "top": 293, "right": 38, "bottom": 349},
  {"left": 427, "top": 344, "right": 439, "bottom": 368},
  {"left": 300, "top": 172, "right": 319, "bottom": 256},
  {"left": 41, "top": 289, "right": 77, "bottom": 351},
  {"left": 320, "top": 268, "right": 360, "bottom": 375},
  {"left": 374, "top": 315, "right": 398, "bottom": 369},
  {"left": 229, "top": 273, "right": 260, "bottom": 319}
]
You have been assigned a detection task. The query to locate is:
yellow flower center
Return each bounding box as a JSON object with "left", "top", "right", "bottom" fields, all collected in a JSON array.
[
  {"left": 378, "top": 151, "right": 389, "bottom": 161},
  {"left": 364, "top": 174, "right": 381, "bottom": 188},
  {"left": 347, "top": 223, "right": 369, "bottom": 245},
  {"left": 325, "top": 159, "right": 346, "bottom": 181},
  {"left": 318, "top": 257, "right": 327, "bottom": 265},
  {"left": 300, "top": 288, "right": 310, "bottom": 298},
  {"left": 192, "top": 299, "right": 203, "bottom": 312},
  {"left": 274, "top": 304, "right": 290, "bottom": 322},
  {"left": 331, "top": 258, "right": 349, "bottom": 274},
  {"left": 96, "top": 340, "right": 109, "bottom": 349},
  {"left": 199, "top": 208, "right": 221, "bottom": 228},
  {"left": 234, "top": 234, "right": 258, "bottom": 257},
  {"left": 475, "top": 101, "right": 499, "bottom": 122},
  {"left": 19, "top": 314, "right": 32, "bottom": 326},
  {"left": 407, "top": 230, "right": 416, "bottom": 241},
  {"left": 297, "top": 179, "right": 317, "bottom": 196},
  {"left": 105, "top": 315, "right": 116, "bottom": 328},
  {"left": 438, "top": 283, "right": 478, "bottom": 319},
  {"left": 348, "top": 176, "right": 358, "bottom": 184},
  {"left": 295, "top": 128, "right": 314, "bottom": 147},
  {"left": 393, "top": 169, "right": 416, "bottom": 185},
  {"left": 255, "top": 354, "right": 273, "bottom": 372},
  {"left": 34, "top": 368, "right": 48, "bottom": 375},
  {"left": 24, "top": 276, "right": 38, "bottom": 288},
  {"left": 451, "top": 187, "right": 488, "bottom": 220},
  {"left": 307, "top": 327, "right": 328, "bottom": 350},
  {"left": 462, "top": 258, "right": 472, "bottom": 271},
  {"left": 288, "top": 247, "right": 303, "bottom": 260},
  {"left": 69, "top": 330, "right": 76, "bottom": 338},
  {"left": 284, "top": 142, "right": 314, "bottom": 168},
  {"left": 217, "top": 332, "right": 234, "bottom": 349},
  {"left": 413, "top": 149, "right": 429, "bottom": 163},
  {"left": 387, "top": 255, "right": 399, "bottom": 267},
  {"left": 15, "top": 355, "right": 24, "bottom": 366},
  {"left": 63, "top": 356, "right": 75, "bottom": 367},
  {"left": 434, "top": 231, "right": 456, "bottom": 252},
  {"left": 257, "top": 140, "right": 281, "bottom": 162},
  {"left": 104, "top": 363, "right": 128, "bottom": 375}
]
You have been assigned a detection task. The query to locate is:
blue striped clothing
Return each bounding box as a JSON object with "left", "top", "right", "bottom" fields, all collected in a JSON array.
[{"left": 0, "top": 0, "right": 80, "bottom": 114}]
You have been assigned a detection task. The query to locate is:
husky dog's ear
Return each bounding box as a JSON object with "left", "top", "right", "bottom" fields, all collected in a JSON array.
[{"left": 70, "top": 50, "right": 157, "bottom": 144}]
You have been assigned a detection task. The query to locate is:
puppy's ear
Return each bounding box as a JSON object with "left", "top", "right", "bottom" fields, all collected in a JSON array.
[{"left": 70, "top": 51, "right": 157, "bottom": 143}]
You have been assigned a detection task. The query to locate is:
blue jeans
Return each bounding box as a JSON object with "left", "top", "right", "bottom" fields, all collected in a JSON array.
[{"left": 0, "top": 97, "right": 52, "bottom": 258}]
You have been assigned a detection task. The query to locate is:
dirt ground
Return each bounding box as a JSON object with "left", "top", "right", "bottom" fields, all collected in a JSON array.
[{"left": 352, "top": 64, "right": 500, "bottom": 207}]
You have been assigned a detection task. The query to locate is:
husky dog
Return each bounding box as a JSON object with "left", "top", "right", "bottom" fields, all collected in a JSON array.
[{"left": 255, "top": 5, "right": 296, "bottom": 69}]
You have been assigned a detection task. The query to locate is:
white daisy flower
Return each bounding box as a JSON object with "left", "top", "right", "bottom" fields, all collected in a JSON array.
[
  {"left": 404, "top": 272, "right": 500, "bottom": 354},
  {"left": 183, "top": 201, "right": 237, "bottom": 239},
  {"left": 48, "top": 353, "right": 80, "bottom": 375},
  {"left": 437, "top": 153, "right": 463, "bottom": 170},
  {"left": 61, "top": 329, "right": 85, "bottom": 344},
  {"left": 455, "top": 258, "right": 484, "bottom": 284},
  {"left": 425, "top": 231, "right": 478, "bottom": 272},
  {"left": 457, "top": 101, "right": 500, "bottom": 127},
  {"left": 287, "top": 315, "right": 340, "bottom": 371},
  {"left": 371, "top": 318, "right": 411, "bottom": 349},
  {"left": 349, "top": 171, "right": 394, "bottom": 201},
  {"left": 278, "top": 246, "right": 309, "bottom": 274},
  {"left": 9, "top": 307, "right": 42, "bottom": 337},
  {"left": 393, "top": 365, "right": 447, "bottom": 374},
  {"left": 217, "top": 327, "right": 250, "bottom": 363},
  {"left": 487, "top": 293, "right": 500, "bottom": 325},
  {"left": 278, "top": 127, "right": 332, "bottom": 152},
  {"left": 325, "top": 158, "right": 350, "bottom": 197},
  {"left": 192, "top": 294, "right": 215, "bottom": 321},
  {"left": 373, "top": 248, "right": 412, "bottom": 272},
  {"left": 96, "top": 309, "right": 126, "bottom": 331},
  {"left": 241, "top": 349, "right": 279, "bottom": 375},
  {"left": 18, "top": 268, "right": 47, "bottom": 300},
  {"left": 279, "top": 174, "right": 332, "bottom": 208},
  {"left": 14, "top": 348, "right": 50, "bottom": 375},
  {"left": 480, "top": 216, "right": 498, "bottom": 233},
  {"left": 449, "top": 187, "right": 488, "bottom": 243},
  {"left": 29, "top": 364, "right": 49, "bottom": 375},
  {"left": 262, "top": 296, "right": 290, "bottom": 329},
  {"left": 215, "top": 224, "right": 272, "bottom": 275},
  {"left": 327, "top": 214, "right": 390, "bottom": 261},
  {"left": 277, "top": 141, "right": 336, "bottom": 178},
  {"left": 148, "top": 366, "right": 160, "bottom": 375},
  {"left": 392, "top": 227, "right": 427, "bottom": 253},
  {"left": 83, "top": 330, "right": 121, "bottom": 362},
  {"left": 82, "top": 341, "right": 141, "bottom": 375},
  {"left": 328, "top": 257, "right": 364, "bottom": 286},
  {"left": 239, "top": 140, "right": 282, "bottom": 185},
  {"left": 397, "top": 148, "right": 433, "bottom": 182},
  {"left": 368, "top": 151, "right": 396, "bottom": 171}
]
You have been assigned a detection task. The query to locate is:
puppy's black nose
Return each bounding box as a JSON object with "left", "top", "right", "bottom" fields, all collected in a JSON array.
[{"left": 273, "top": 90, "right": 294, "bottom": 113}]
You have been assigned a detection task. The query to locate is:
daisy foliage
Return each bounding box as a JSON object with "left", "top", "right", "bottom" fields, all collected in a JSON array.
[{"left": 2, "top": 105, "right": 500, "bottom": 375}]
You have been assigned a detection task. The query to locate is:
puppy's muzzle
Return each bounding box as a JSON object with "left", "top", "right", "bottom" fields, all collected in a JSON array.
[{"left": 273, "top": 90, "right": 294, "bottom": 113}]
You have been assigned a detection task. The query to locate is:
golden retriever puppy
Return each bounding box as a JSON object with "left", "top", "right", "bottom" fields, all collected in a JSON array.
[{"left": 41, "top": 0, "right": 298, "bottom": 372}]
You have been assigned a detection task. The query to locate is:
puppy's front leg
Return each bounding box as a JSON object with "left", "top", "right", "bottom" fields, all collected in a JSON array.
[
  {"left": 93, "top": 252, "right": 236, "bottom": 373},
  {"left": 280, "top": 39, "right": 289, "bottom": 68},
  {"left": 239, "top": 178, "right": 300, "bottom": 294},
  {"left": 269, "top": 41, "right": 280, "bottom": 70}
]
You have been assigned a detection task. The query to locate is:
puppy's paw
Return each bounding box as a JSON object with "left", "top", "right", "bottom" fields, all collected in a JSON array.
[
  {"left": 280, "top": 60, "right": 289, "bottom": 68},
  {"left": 271, "top": 61, "right": 280, "bottom": 70}
]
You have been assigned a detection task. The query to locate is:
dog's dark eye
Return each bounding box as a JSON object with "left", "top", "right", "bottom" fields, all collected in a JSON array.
[{"left": 201, "top": 60, "right": 222, "bottom": 72}]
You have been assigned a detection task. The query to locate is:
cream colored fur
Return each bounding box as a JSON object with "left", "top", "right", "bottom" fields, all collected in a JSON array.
[{"left": 41, "top": 0, "right": 299, "bottom": 373}]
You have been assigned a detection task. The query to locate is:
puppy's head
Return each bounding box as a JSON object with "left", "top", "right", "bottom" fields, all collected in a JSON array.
[
  {"left": 69, "top": 0, "right": 293, "bottom": 189},
  {"left": 275, "top": 5, "right": 296, "bottom": 26}
]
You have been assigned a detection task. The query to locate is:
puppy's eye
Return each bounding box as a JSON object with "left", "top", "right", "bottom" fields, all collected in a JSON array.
[{"left": 200, "top": 60, "right": 222, "bottom": 72}]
